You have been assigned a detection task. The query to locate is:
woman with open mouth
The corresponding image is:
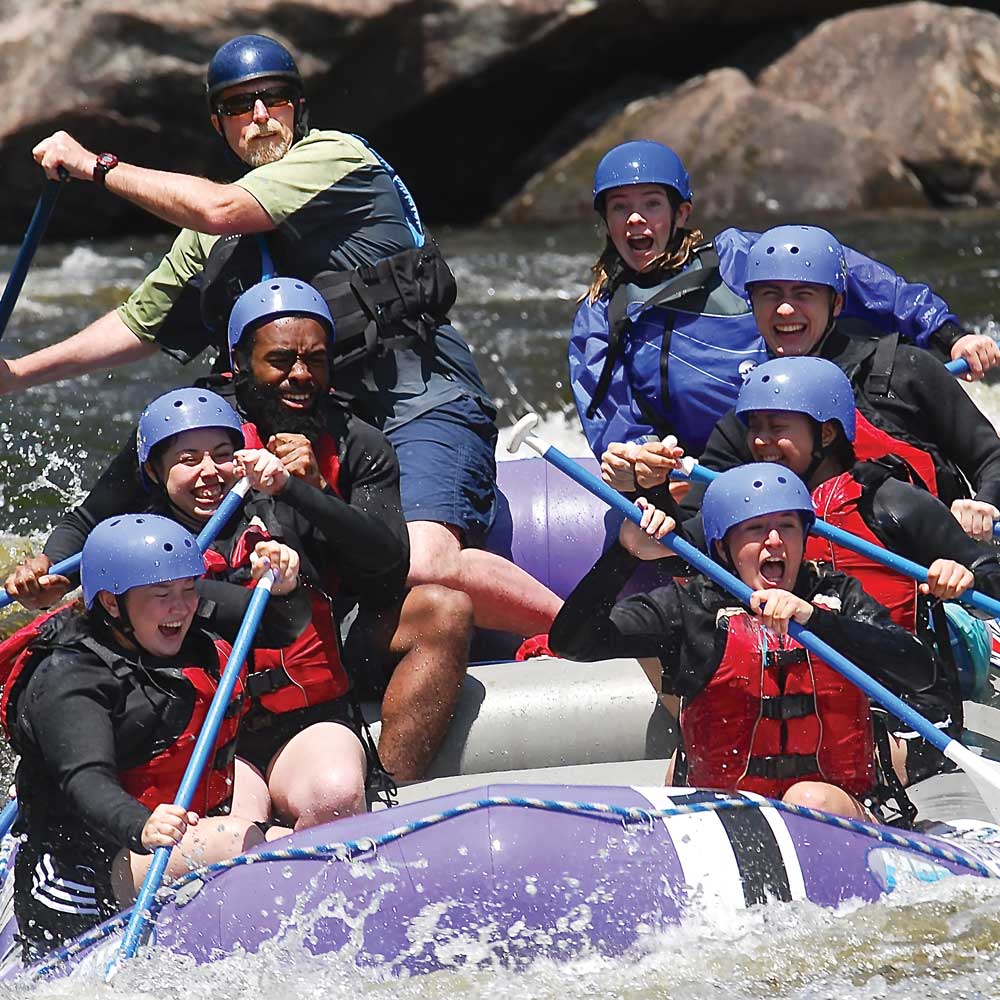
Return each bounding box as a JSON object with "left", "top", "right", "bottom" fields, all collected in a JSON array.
[
  {"left": 549, "top": 462, "right": 936, "bottom": 822},
  {"left": 569, "top": 140, "right": 998, "bottom": 490},
  {"left": 0, "top": 514, "right": 306, "bottom": 961}
]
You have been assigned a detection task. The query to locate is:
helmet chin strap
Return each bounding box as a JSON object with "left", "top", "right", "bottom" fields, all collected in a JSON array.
[{"left": 800, "top": 418, "right": 827, "bottom": 487}]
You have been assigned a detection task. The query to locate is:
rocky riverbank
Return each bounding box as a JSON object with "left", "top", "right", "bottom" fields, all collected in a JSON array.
[{"left": 0, "top": 0, "right": 996, "bottom": 238}]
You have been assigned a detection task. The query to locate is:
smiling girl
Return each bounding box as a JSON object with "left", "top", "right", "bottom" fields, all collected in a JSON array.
[{"left": 1, "top": 514, "right": 305, "bottom": 960}]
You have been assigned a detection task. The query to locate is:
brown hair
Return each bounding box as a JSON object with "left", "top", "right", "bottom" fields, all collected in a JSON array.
[{"left": 585, "top": 226, "right": 705, "bottom": 303}]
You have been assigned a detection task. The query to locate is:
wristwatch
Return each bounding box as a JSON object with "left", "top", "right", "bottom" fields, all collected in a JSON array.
[{"left": 93, "top": 152, "right": 119, "bottom": 185}]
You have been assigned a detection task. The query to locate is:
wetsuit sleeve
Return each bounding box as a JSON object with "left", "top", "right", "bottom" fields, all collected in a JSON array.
[
  {"left": 569, "top": 296, "right": 659, "bottom": 459},
  {"left": 549, "top": 543, "right": 684, "bottom": 663},
  {"left": 22, "top": 654, "right": 151, "bottom": 852},
  {"left": 195, "top": 581, "right": 311, "bottom": 648},
  {"left": 42, "top": 431, "right": 148, "bottom": 574},
  {"left": 887, "top": 348, "right": 1000, "bottom": 507},
  {"left": 117, "top": 228, "right": 219, "bottom": 362},
  {"left": 805, "top": 574, "right": 937, "bottom": 694},
  {"left": 279, "top": 421, "right": 408, "bottom": 605},
  {"left": 868, "top": 476, "right": 1000, "bottom": 611}
]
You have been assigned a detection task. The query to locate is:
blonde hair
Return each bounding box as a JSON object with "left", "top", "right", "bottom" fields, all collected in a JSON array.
[{"left": 585, "top": 227, "right": 705, "bottom": 304}]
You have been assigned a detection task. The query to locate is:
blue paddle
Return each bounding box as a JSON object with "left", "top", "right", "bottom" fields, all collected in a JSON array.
[
  {"left": 105, "top": 564, "right": 278, "bottom": 980},
  {"left": 0, "top": 799, "right": 18, "bottom": 840},
  {"left": 509, "top": 413, "right": 1000, "bottom": 818},
  {"left": 0, "top": 172, "right": 68, "bottom": 342},
  {"left": 947, "top": 359, "right": 971, "bottom": 377},
  {"left": 674, "top": 460, "right": 1000, "bottom": 618},
  {"left": 0, "top": 477, "right": 251, "bottom": 612}
]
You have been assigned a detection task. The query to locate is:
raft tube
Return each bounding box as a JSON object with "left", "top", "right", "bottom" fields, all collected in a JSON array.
[{"left": 3, "top": 783, "right": 1000, "bottom": 980}]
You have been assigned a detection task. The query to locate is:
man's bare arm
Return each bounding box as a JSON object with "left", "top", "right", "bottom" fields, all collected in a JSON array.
[
  {"left": 0, "top": 310, "right": 157, "bottom": 395},
  {"left": 33, "top": 131, "right": 273, "bottom": 236}
]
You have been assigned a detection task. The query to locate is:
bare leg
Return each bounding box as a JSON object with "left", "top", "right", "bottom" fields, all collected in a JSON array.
[
  {"left": 782, "top": 780, "right": 874, "bottom": 821},
  {"left": 376, "top": 584, "right": 473, "bottom": 781},
  {"left": 113, "top": 817, "right": 265, "bottom": 905},
  {"left": 406, "top": 520, "right": 562, "bottom": 636},
  {"left": 230, "top": 756, "right": 271, "bottom": 824},
  {"left": 265, "top": 722, "right": 367, "bottom": 830}
]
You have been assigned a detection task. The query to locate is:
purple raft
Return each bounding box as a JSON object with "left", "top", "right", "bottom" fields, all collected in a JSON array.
[{"left": 3, "top": 784, "right": 999, "bottom": 980}]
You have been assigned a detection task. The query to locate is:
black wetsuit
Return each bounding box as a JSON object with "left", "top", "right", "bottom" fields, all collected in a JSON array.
[
  {"left": 550, "top": 548, "right": 935, "bottom": 699},
  {"left": 9, "top": 584, "right": 308, "bottom": 960}
]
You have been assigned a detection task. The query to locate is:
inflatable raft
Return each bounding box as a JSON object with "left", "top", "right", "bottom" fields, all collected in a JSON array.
[{"left": 2, "top": 457, "right": 1000, "bottom": 980}]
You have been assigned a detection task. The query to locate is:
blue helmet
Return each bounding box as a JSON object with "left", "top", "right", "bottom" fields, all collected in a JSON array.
[
  {"left": 206, "top": 34, "right": 302, "bottom": 106},
  {"left": 227, "top": 277, "right": 335, "bottom": 368},
  {"left": 592, "top": 140, "right": 693, "bottom": 209},
  {"left": 137, "top": 388, "right": 245, "bottom": 480},
  {"left": 745, "top": 225, "right": 848, "bottom": 296},
  {"left": 734, "top": 357, "right": 856, "bottom": 442},
  {"left": 81, "top": 515, "right": 206, "bottom": 609},
  {"left": 701, "top": 463, "right": 816, "bottom": 559}
]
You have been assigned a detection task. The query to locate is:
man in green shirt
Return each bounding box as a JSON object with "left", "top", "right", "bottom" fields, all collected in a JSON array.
[{"left": 13, "top": 33, "right": 562, "bottom": 645}]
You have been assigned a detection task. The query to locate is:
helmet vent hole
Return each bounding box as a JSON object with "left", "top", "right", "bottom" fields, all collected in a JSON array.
[
  {"left": 790, "top": 246, "right": 800, "bottom": 254},
  {"left": 752, "top": 480, "right": 764, "bottom": 490},
  {"left": 760, "top": 375, "right": 770, "bottom": 383},
  {"left": 163, "top": 543, "right": 174, "bottom": 553},
  {"left": 766, "top": 247, "right": 776, "bottom": 255},
  {"left": 777, "top": 476, "right": 787, "bottom": 484}
]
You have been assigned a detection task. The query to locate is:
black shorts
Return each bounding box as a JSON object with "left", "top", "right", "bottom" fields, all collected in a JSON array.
[
  {"left": 14, "top": 838, "right": 118, "bottom": 962},
  {"left": 236, "top": 698, "right": 362, "bottom": 775}
]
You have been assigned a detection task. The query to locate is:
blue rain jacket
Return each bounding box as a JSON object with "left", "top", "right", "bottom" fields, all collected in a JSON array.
[{"left": 569, "top": 227, "right": 959, "bottom": 458}]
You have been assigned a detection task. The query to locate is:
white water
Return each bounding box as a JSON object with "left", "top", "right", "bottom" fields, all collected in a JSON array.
[{"left": 2, "top": 214, "right": 1000, "bottom": 995}]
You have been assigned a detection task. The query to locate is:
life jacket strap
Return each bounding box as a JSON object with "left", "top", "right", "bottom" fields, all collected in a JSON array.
[
  {"left": 759, "top": 693, "right": 816, "bottom": 720},
  {"left": 746, "top": 753, "right": 819, "bottom": 780}
]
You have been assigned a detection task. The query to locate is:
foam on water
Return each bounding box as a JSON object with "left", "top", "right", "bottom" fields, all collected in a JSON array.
[{"left": 7, "top": 873, "right": 1000, "bottom": 1000}]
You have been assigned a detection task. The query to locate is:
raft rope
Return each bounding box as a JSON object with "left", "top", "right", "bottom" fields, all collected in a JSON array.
[{"left": 30, "top": 793, "right": 1000, "bottom": 976}]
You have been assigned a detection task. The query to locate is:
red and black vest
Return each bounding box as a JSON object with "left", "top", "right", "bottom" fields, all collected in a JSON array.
[
  {"left": 203, "top": 420, "right": 351, "bottom": 714},
  {"left": 805, "top": 470, "right": 919, "bottom": 632},
  {"left": 0, "top": 608, "right": 244, "bottom": 817},
  {"left": 852, "top": 409, "right": 938, "bottom": 497},
  {"left": 680, "top": 610, "right": 875, "bottom": 798}
]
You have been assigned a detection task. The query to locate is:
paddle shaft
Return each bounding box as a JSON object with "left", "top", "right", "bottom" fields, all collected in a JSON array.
[
  {"left": 679, "top": 462, "right": 1000, "bottom": 617},
  {"left": 521, "top": 430, "right": 958, "bottom": 756},
  {"left": 108, "top": 569, "right": 276, "bottom": 976},
  {"left": 0, "top": 176, "right": 67, "bottom": 341}
]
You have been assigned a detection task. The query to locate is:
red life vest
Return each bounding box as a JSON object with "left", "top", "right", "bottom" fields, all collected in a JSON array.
[
  {"left": 0, "top": 608, "right": 244, "bottom": 817},
  {"left": 206, "top": 419, "right": 351, "bottom": 714},
  {"left": 852, "top": 409, "right": 938, "bottom": 497},
  {"left": 680, "top": 610, "right": 875, "bottom": 798},
  {"left": 805, "top": 471, "right": 919, "bottom": 632}
]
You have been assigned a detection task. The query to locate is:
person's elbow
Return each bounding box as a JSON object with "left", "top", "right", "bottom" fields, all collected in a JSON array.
[{"left": 200, "top": 188, "right": 270, "bottom": 236}]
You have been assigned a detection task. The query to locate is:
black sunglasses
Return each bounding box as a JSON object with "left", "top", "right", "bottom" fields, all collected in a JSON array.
[{"left": 215, "top": 85, "right": 299, "bottom": 118}]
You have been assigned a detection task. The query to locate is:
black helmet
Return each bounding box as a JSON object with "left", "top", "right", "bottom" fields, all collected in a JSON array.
[{"left": 207, "top": 34, "right": 302, "bottom": 107}]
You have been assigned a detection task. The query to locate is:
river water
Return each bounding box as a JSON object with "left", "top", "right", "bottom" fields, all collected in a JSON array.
[{"left": 1, "top": 210, "right": 1000, "bottom": 997}]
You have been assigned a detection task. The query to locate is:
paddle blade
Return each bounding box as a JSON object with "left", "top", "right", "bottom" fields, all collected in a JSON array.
[{"left": 943, "top": 740, "right": 1000, "bottom": 824}]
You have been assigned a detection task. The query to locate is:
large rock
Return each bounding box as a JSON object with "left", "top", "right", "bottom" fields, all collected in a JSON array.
[
  {"left": 498, "top": 1, "right": 1000, "bottom": 223},
  {"left": 498, "top": 67, "right": 923, "bottom": 225},
  {"left": 758, "top": 2, "right": 1000, "bottom": 206},
  {"left": 0, "top": 0, "right": 951, "bottom": 238}
]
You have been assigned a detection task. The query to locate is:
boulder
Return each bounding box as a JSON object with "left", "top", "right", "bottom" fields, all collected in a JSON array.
[
  {"left": 498, "top": 67, "right": 923, "bottom": 225},
  {"left": 758, "top": 2, "right": 1000, "bottom": 206}
]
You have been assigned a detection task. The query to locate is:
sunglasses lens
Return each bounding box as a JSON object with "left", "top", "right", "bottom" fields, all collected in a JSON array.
[{"left": 218, "top": 87, "right": 296, "bottom": 117}]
